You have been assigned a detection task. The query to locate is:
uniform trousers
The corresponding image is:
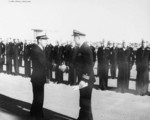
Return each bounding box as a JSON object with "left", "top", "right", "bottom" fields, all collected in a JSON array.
[
  {"left": 14, "top": 57, "right": 19, "bottom": 74},
  {"left": 98, "top": 64, "right": 109, "bottom": 90},
  {"left": 6, "top": 57, "right": 12, "bottom": 74},
  {"left": 110, "top": 63, "right": 117, "bottom": 79},
  {"left": 78, "top": 84, "right": 93, "bottom": 120},
  {"left": 30, "top": 83, "right": 44, "bottom": 118},
  {"left": 136, "top": 68, "right": 149, "bottom": 95}
]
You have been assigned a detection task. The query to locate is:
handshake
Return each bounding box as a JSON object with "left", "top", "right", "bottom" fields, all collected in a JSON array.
[{"left": 58, "top": 64, "right": 69, "bottom": 72}]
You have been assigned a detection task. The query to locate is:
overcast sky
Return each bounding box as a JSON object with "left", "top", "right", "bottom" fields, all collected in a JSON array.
[{"left": 0, "top": 0, "right": 150, "bottom": 43}]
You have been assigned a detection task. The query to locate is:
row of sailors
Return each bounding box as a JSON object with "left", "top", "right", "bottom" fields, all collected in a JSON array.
[{"left": 0, "top": 39, "right": 150, "bottom": 95}]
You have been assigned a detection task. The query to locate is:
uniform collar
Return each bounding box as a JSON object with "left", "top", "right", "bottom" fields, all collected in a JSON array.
[{"left": 38, "top": 44, "right": 44, "bottom": 51}]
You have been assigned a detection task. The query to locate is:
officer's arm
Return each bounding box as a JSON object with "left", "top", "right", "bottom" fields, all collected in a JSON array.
[{"left": 80, "top": 47, "right": 94, "bottom": 84}]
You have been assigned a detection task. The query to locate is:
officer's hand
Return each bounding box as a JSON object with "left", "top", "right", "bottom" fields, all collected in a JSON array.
[
  {"left": 72, "top": 81, "right": 88, "bottom": 91},
  {"left": 72, "top": 85, "right": 80, "bottom": 91},
  {"left": 59, "top": 64, "right": 67, "bottom": 72},
  {"left": 79, "top": 81, "right": 88, "bottom": 89}
]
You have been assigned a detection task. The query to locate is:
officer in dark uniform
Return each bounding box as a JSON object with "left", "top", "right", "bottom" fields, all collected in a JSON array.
[
  {"left": 52, "top": 42, "right": 58, "bottom": 83},
  {"left": 0, "top": 39, "right": 5, "bottom": 72},
  {"left": 44, "top": 44, "right": 50, "bottom": 79},
  {"left": 50, "top": 44, "right": 55, "bottom": 81},
  {"left": 29, "top": 34, "right": 48, "bottom": 119},
  {"left": 63, "top": 42, "right": 72, "bottom": 84},
  {"left": 18, "top": 41, "right": 23, "bottom": 67},
  {"left": 97, "top": 40, "right": 110, "bottom": 90},
  {"left": 136, "top": 40, "right": 150, "bottom": 95},
  {"left": 6, "top": 38, "right": 13, "bottom": 74},
  {"left": 90, "top": 44, "right": 96, "bottom": 66},
  {"left": 110, "top": 42, "right": 118, "bottom": 79},
  {"left": 54, "top": 42, "right": 64, "bottom": 83},
  {"left": 68, "top": 42, "right": 79, "bottom": 85},
  {"left": 72, "top": 30, "right": 95, "bottom": 120},
  {"left": 45, "top": 43, "right": 53, "bottom": 81},
  {"left": 127, "top": 44, "right": 135, "bottom": 79},
  {"left": 13, "top": 39, "right": 19, "bottom": 75},
  {"left": 24, "top": 40, "right": 31, "bottom": 77},
  {"left": 117, "top": 41, "right": 131, "bottom": 93}
]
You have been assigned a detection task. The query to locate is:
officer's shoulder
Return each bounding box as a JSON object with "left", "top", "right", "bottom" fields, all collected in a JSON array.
[
  {"left": 27, "top": 43, "right": 36, "bottom": 50},
  {"left": 146, "top": 47, "right": 150, "bottom": 50}
]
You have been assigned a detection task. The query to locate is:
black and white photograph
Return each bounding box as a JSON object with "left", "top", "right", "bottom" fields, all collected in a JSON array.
[{"left": 0, "top": 0, "right": 150, "bottom": 120}]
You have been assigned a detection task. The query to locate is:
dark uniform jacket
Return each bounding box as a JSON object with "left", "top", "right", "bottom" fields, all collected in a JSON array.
[
  {"left": 97, "top": 46, "right": 110, "bottom": 66},
  {"left": 30, "top": 44, "right": 47, "bottom": 85},
  {"left": 23, "top": 43, "right": 28, "bottom": 60},
  {"left": 117, "top": 48, "right": 131, "bottom": 65},
  {"left": 13, "top": 43, "right": 19, "bottom": 58},
  {"left": 110, "top": 47, "right": 118, "bottom": 65},
  {"left": 90, "top": 45, "right": 96, "bottom": 64},
  {"left": 0, "top": 42, "right": 5, "bottom": 64},
  {"left": 45, "top": 44, "right": 53, "bottom": 65},
  {"left": 6, "top": 42, "right": 13, "bottom": 59},
  {"left": 0, "top": 42, "right": 5, "bottom": 55},
  {"left": 64, "top": 44, "right": 72, "bottom": 66},
  {"left": 75, "top": 42, "right": 95, "bottom": 85},
  {"left": 53, "top": 45, "right": 64, "bottom": 65},
  {"left": 136, "top": 47, "right": 150, "bottom": 71},
  {"left": 117, "top": 47, "right": 131, "bottom": 89},
  {"left": 18, "top": 42, "right": 23, "bottom": 66},
  {"left": 136, "top": 47, "right": 150, "bottom": 94}
]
